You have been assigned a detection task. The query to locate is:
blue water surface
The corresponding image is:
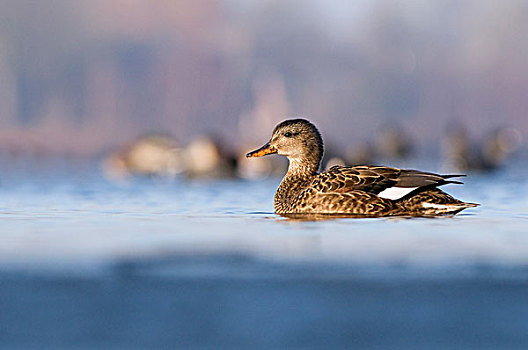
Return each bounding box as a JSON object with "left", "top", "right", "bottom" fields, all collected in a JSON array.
[{"left": 0, "top": 160, "right": 527, "bottom": 348}]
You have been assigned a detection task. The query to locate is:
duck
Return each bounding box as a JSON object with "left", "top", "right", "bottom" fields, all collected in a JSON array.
[
  {"left": 102, "top": 134, "right": 184, "bottom": 180},
  {"left": 246, "top": 119, "right": 478, "bottom": 217},
  {"left": 441, "top": 125, "right": 522, "bottom": 173},
  {"left": 183, "top": 135, "right": 238, "bottom": 179}
]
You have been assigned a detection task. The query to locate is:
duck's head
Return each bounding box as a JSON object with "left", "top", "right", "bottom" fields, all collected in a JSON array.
[{"left": 246, "top": 119, "right": 324, "bottom": 165}]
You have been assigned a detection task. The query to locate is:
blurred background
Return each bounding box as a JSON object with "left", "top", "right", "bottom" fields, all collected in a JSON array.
[
  {"left": 0, "top": 0, "right": 526, "bottom": 175},
  {"left": 2, "top": 1, "right": 528, "bottom": 348}
]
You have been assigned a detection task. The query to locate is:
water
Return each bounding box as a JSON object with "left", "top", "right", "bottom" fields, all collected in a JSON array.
[{"left": 1, "top": 161, "right": 527, "bottom": 348}]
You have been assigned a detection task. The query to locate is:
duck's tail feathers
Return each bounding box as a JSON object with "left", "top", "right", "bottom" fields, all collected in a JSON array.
[
  {"left": 441, "top": 174, "right": 466, "bottom": 185},
  {"left": 400, "top": 188, "right": 479, "bottom": 216},
  {"left": 419, "top": 201, "right": 479, "bottom": 215}
]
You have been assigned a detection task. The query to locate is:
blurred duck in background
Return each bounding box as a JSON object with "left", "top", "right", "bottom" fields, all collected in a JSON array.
[
  {"left": 102, "top": 135, "right": 184, "bottom": 180},
  {"left": 183, "top": 136, "right": 238, "bottom": 179},
  {"left": 442, "top": 126, "right": 522, "bottom": 172},
  {"left": 103, "top": 134, "right": 237, "bottom": 180},
  {"left": 323, "top": 124, "right": 413, "bottom": 171},
  {"left": 373, "top": 124, "right": 413, "bottom": 161},
  {"left": 343, "top": 141, "right": 376, "bottom": 167},
  {"left": 481, "top": 128, "right": 523, "bottom": 170}
]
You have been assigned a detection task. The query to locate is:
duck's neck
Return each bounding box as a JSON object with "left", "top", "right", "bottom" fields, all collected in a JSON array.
[{"left": 274, "top": 155, "right": 321, "bottom": 214}]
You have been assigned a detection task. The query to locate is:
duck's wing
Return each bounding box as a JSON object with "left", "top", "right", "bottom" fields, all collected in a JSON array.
[{"left": 312, "top": 165, "right": 464, "bottom": 200}]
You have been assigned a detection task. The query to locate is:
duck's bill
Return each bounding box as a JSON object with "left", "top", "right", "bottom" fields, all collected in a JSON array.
[{"left": 246, "top": 143, "right": 278, "bottom": 158}]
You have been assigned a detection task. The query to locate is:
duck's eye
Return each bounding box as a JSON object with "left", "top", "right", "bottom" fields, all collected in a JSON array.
[{"left": 284, "top": 132, "right": 293, "bottom": 137}]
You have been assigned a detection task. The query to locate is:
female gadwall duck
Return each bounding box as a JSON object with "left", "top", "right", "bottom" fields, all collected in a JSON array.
[{"left": 247, "top": 119, "right": 478, "bottom": 217}]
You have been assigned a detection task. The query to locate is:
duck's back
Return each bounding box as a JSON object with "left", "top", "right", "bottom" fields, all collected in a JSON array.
[{"left": 279, "top": 165, "right": 477, "bottom": 216}]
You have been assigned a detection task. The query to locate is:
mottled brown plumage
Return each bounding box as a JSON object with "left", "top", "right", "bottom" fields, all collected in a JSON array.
[{"left": 247, "top": 119, "right": 478, "bottom": 217}]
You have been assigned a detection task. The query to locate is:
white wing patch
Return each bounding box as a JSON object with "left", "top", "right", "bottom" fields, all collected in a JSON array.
[
  {"left": 378, "top": 187, "right": 419, "bottom": 200},
  {"left": 421, "top": 202, "right": 451, "bottom": 209},
  {"left": 421, "top": 202, "right": 467, "bottom": 210}
]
